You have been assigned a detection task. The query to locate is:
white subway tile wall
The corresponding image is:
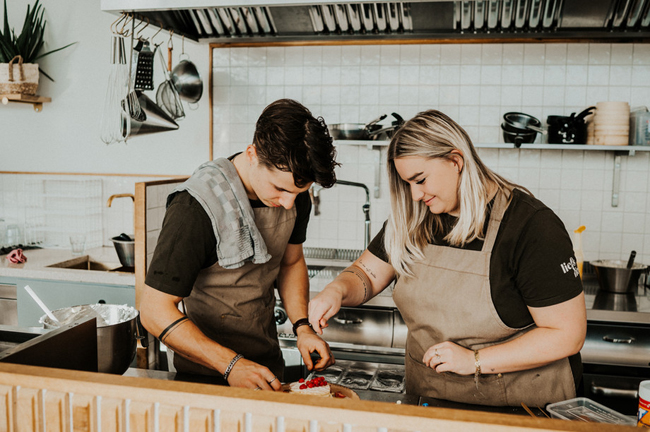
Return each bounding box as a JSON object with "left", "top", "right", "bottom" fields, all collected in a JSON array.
[
  {"left": 0, "top": 174, "right": 156, "bottom": 250},
  {"left": 212, "top": 43, "right": 650, "bottom": 263}
]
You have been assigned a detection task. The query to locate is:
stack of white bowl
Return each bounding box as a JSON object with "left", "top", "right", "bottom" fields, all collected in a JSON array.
[{"left": 593, "top": 101, "right": 630, "bottom": 146}]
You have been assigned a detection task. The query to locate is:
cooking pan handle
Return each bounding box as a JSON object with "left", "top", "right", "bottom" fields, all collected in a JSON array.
[
  {"left": 591, "top": 384, "right": 638, "bottom": 399},
  {"left": 333, "top": 316, "right": 363, "bottom": 325},
  {"left": 135, "top": 314, "right": 149, "bottom": 348},
  {"left": 514, "top": 135, "right": 523, "bottom": 148}
]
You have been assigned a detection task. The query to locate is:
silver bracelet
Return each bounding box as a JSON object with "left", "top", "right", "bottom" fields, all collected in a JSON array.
[{"left": 223, "top": 353, "right": 243, "bottom": 381}]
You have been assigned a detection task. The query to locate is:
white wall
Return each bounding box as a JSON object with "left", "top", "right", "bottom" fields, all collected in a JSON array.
[
  {"left": 1, "top": 0, "right": 211, "bottom": 175},
  {"left": 210, "top": 43, "right": 650, "bottom": 264},
  {"left": 1, "top": 1, "right": 650, "bottom": 265}
]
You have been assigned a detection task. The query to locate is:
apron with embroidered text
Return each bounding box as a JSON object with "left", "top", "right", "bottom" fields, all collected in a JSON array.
[
  {"left": 392, "top": 191, "right": 576, "bottom": 406},
  {"left": 175, "top": 205, "right": 296, "bottom": 381}
]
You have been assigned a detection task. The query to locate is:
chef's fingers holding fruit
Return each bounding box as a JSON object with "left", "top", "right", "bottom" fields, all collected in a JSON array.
[
  {"left": 226, "top": 358, "right": 282, "bottom": 391},
  {"left": 297, "top": 330, "right": 335, "bottom": 370}
]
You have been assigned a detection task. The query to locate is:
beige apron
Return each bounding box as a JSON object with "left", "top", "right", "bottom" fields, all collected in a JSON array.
[
  {"left": 392, "top": 191, "right": 576, "bottom": 406},
  {"left": 174, "top": 205, "right": 297, "bottom": 381}
]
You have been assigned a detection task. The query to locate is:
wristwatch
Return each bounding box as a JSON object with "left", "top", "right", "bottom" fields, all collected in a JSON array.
[{"left": 292, "top": 318, "right": 313, "bottom": 336}]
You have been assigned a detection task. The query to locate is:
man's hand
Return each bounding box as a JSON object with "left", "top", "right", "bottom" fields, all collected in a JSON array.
[
  {"left": 296, "top": 326, "right": 335, "bottom": 370},
  {"left": 226, "top": 358, "right": 283, "bottom": 391}
]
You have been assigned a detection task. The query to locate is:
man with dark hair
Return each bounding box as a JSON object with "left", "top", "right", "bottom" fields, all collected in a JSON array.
[{"left": 140, "top": 99, "right": 338, "bottom": 390}]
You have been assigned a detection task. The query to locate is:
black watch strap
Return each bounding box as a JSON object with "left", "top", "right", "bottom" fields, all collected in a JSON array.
[{"left": 292, "top": 318, "right": 313, "bottom": 336}]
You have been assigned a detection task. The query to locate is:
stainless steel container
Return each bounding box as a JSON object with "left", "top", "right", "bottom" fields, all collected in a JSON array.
[
  {"left": 590, "top": 260, "right": 649, "bottom": 293},
  {"left": 111, "top": 235, "right": 135, "bottom": 267},
  {"left": 41, "top": 304, "right": 139, "bottom": 374}
]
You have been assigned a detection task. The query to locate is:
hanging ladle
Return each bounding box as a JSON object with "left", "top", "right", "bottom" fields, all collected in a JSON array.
[{"left": 24, "top": 285, "right": 60, "bottom": 324}]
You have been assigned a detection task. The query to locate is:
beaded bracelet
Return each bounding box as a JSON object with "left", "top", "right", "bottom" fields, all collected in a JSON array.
[
  {"left": 474, "top": 349, "right": 481, "bottom": 389},
  {"left": 223, "top": 353, "right": 243, "bottom": 381}
]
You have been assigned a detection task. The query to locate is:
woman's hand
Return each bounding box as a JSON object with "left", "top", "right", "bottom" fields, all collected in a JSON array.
[
  {"left": 423, "top": 341, "right": 475, "bottom": 375},
  {"left": 308, "top": 286, "right": 344, "bottom": 334}
]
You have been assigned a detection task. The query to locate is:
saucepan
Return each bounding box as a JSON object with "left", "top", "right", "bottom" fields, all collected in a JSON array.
[
  {"left": 590, "top": 259, "right": 649, "bottom": 293},
  {"left": 503, "top": 112, "right": 547, "bottom": 134},
  {"left": 41, "top": 304, "right": 144, "bottom": 374},
  {"left": 329, "top": 114, "right": 386, "bottom": 140},
  {"left": 501, "top": 122, "right": 537, "bottom": 148}
]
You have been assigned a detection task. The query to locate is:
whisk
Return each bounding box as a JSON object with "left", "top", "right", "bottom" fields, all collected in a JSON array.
[{"left": 99, "top": 36, "right": 130, "bottom": 145}]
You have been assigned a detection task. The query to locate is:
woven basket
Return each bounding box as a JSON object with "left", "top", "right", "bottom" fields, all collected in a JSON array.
[{"left": 0, "top": 55, "right": 39, "bottom": 95}]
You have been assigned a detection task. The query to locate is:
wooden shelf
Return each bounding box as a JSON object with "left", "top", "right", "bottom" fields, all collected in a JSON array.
[{"left": 1, "top": 94, "right": 51, "bottom": 112}]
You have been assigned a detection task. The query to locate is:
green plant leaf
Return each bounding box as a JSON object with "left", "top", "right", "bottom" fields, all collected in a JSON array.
[
  {"left": 34, "top": 41, "right": 77, "bottom": 61},
  {"left": 0, "top": 0, "right": 75, "bottom": 81}
]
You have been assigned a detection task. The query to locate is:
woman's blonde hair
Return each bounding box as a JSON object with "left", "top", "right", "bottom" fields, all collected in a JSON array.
[{"left": 385, "top": 110, "right": 524, "bottom": 278}]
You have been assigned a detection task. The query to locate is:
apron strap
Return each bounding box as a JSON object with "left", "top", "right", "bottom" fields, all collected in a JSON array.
[{"left": 482, "top": 189, "right": 511, "bottom": 253}]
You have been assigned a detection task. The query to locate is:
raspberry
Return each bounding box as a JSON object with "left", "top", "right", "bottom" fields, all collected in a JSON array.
[
  {"left": 300, "top": 384, "right": 307, "bottom": 389},
  {"left": 298, "top": 378, "right": 305, "bottom": 383}
]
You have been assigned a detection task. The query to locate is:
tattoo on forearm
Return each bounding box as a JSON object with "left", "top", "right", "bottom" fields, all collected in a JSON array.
[
  {"left": 159, "top": 316, "right": 190, "bottom": 344},
  {"left": 342, "top": 265, "right": 372, "bottom": 302},
  {"left": 359, "top": 259, "right": 377, "bottom": 279}
]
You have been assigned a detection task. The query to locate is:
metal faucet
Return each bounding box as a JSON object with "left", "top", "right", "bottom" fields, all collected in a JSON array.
[
  {"left": 107, "top": 193, "right": 135, "bottom": 207},
  {"left": 310, "top": 180, "right": 371, "bottom": 249},
  {"left": 310, "top": 184, "right": 323, "bottom": 216}
]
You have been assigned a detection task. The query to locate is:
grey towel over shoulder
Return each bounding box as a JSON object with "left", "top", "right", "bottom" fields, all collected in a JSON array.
[{"left": 171, "top": 158, "right": 271, "bottom": 269}]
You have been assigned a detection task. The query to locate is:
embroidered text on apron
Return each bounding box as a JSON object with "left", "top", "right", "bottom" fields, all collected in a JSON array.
[
  {"left": 175, "top": 205, "right": 297, "bottom": 381},
  {"left": 392, "top": 191, "right": 576, "bottom": 406}
]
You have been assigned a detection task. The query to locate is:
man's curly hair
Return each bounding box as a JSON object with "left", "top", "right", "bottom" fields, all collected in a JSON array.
[{"left": 253, "top": 99, "right": 339, "bottom": 188}]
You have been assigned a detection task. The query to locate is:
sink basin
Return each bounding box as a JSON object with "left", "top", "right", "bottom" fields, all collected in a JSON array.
[{"left": 47, "top": 255, "right": 133, "bottom": 273}]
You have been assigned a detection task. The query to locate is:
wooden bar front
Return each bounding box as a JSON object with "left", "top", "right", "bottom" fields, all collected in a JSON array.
[{"left": 0, "top": 363, "right": 636, "bottom": 432}]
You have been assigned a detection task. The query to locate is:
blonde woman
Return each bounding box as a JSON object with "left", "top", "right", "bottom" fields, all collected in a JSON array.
[{"left": 309, "top": 110, "right": 586, "bottom": 407}]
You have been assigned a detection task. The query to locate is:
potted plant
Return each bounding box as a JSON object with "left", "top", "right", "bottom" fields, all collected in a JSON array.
[{"left": 0, "top": 0, "right": 75, "bottom": 95}]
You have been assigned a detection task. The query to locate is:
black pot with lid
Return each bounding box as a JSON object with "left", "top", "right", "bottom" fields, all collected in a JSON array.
[{"left": 546, "top": 106, "right": 595, "bottom": 144}]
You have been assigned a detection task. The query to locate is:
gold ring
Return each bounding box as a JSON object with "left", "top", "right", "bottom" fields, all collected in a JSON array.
[
  {"left": 268, "top": 377, "right": 277, "bottom": 384},
  {"left": 434, "top": 348, "right": 440, "bottom": 359}
]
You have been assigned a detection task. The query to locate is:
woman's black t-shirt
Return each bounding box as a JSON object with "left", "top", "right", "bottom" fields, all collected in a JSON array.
[
  {"left": 368, "top": 188, "right": 583, "bottom": 328},
  {"left": 367, "top": 189, "right": 584, "bottom": 392}
]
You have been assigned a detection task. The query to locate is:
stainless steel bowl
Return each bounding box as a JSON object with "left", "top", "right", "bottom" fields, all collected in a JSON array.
[
  {"left": 41, "top": 304, "right": 139, "bottom": 374},
  {"left": 590, "top": 260, "right": 649, "bottom": 293},
  {"left": 171, "top": 60, "right": 203, "bottom": 103},
  {"left": 111, "top": 235, "right": 134, "bottom": 268}
]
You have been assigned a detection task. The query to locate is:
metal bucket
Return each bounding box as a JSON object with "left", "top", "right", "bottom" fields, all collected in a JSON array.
[
  {"left": 41, "top": 304, "right": 139, "bottom": 374},
  {"left": 590, "top": 260, "right": 649, "bottom": 293}
]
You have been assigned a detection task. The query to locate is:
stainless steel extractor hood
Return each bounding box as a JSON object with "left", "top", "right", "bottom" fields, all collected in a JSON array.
[{"left": 101, "top": 0, "right": 650, "bottom": 43}]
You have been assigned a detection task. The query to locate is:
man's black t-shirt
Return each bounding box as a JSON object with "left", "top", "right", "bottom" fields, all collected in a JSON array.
[
  {"left": 367, "top": 189, "right": 583, "bottom": 329},
  {"left": 145, "top": 190, "right": 311, "bottom": 297}
]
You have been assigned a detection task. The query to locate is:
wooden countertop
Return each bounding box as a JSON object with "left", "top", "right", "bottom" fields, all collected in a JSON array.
[
  {"left": 0, "top": 246, "right": 135, "bottom": 286},
  {"left": 0, "top": 362, "right": 638, "bottom": 432}
]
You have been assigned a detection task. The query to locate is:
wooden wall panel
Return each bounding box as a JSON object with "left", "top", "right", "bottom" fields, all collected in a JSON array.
[
  {"left": 98, "top": 397, "right": 121, "bottom": 432},
  {"left": 1, "top": 385, "right": 12, "bottom": 432},
  {"left": 43, "top": 390, "right": 66, "bottom": 432}
]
